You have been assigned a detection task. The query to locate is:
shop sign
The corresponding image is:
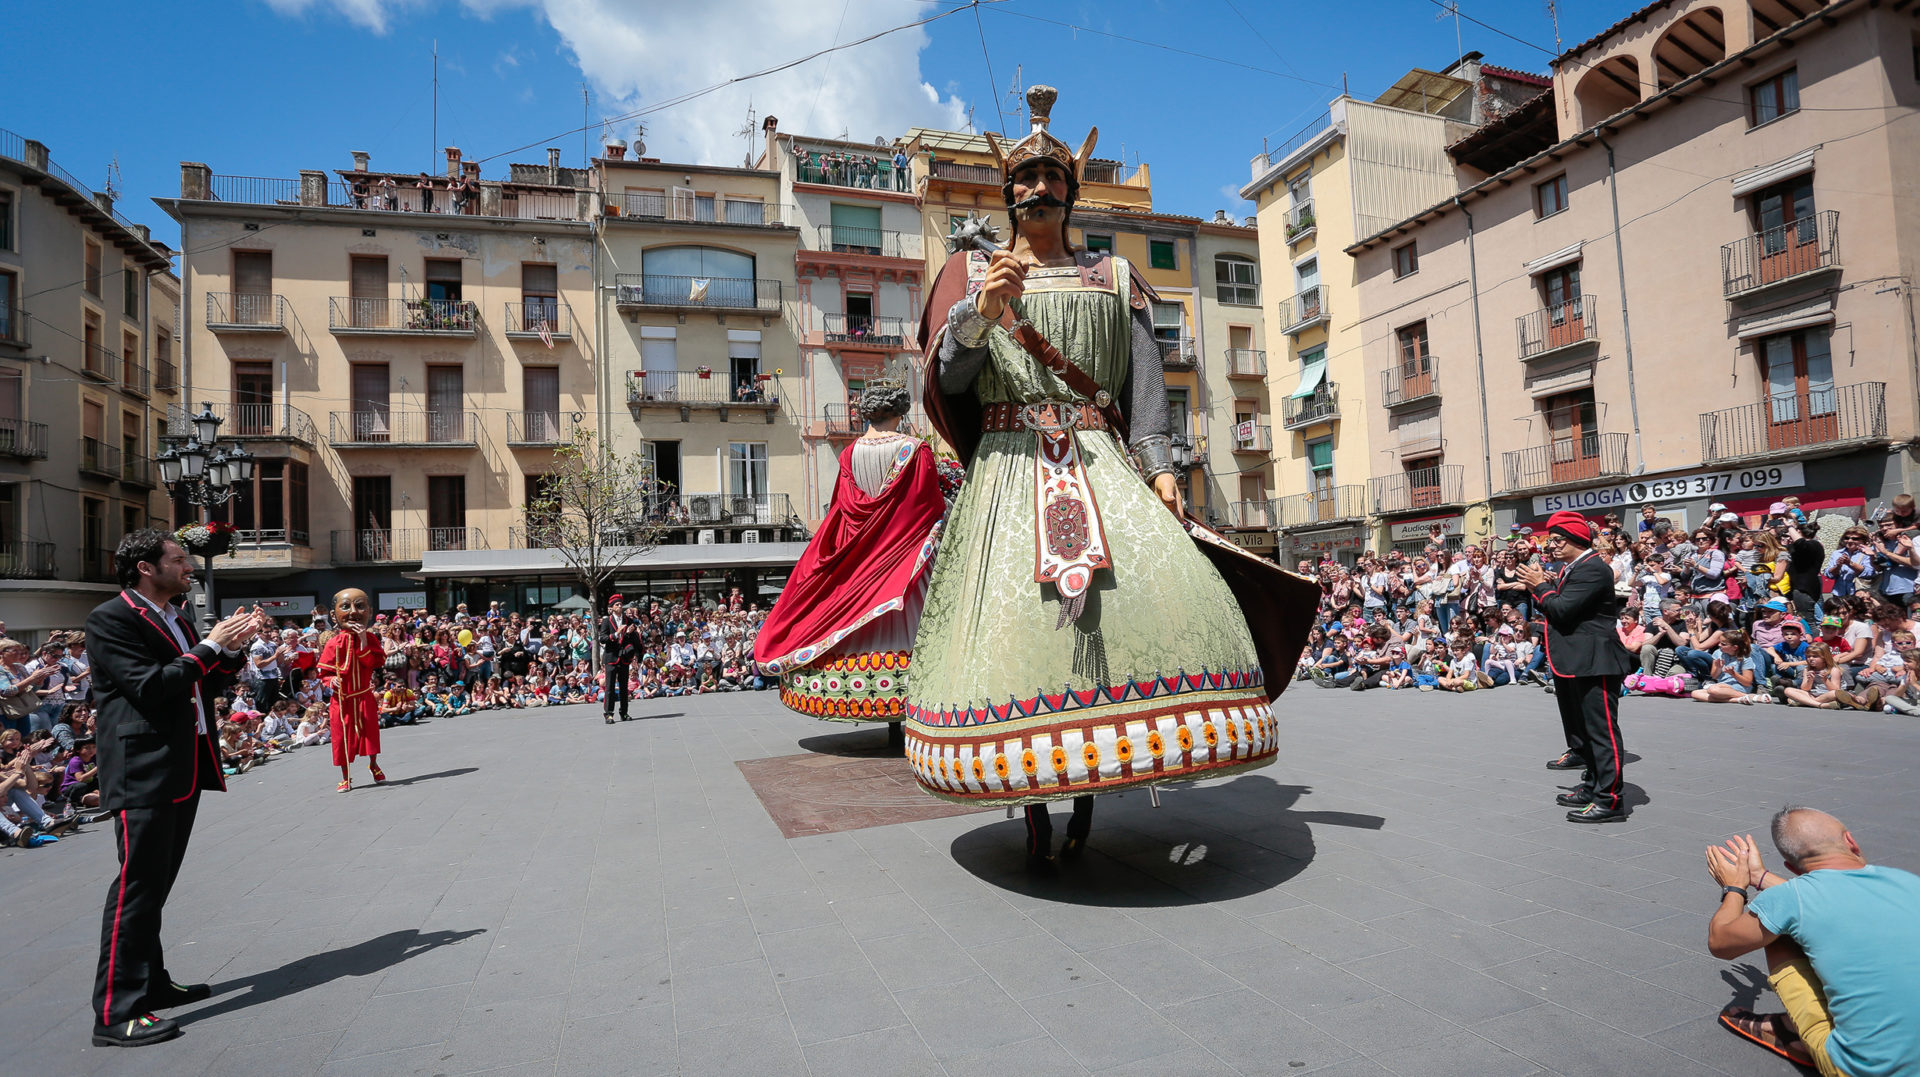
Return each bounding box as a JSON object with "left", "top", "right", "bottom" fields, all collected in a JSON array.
[
  {"left": 220, "top": 595, "right": 315, "bottom": 616},
  {"left": 1225, "top": 530, "right": 1277, "bottom": 550},
  {"left": 1389, "top": 515, "right": 1463, "bottom": 542},
  {"left": 1532, "top": 462, "right": 1804, "bottom": 516},
  {"left": 379, "top": 590, "right": 428, "bottom": 611},
  {"left": 1290, "top": 527, "right": 1365, "bottom": 556}
]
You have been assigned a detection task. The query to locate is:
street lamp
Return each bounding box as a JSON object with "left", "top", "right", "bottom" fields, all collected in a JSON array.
[{"left": 159, "top": 402, "right": 257, "bottom": 629}]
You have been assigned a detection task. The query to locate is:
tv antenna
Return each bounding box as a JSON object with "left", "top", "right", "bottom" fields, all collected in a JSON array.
[
  {"left": 105, "top": 155, "right": 122, "bottom": 201},
  {"left": 1546, "top": 1, "right": 1564, "bottom": 55},
  {"left": 734, "top": 99, "right": 757, "bottom": 167},
  {"left": 1002, "top": 64, "right": 1025, "bottom": 130},
  {"left": 1437, "top": 1, "right": 1462, "bottom": 60}
]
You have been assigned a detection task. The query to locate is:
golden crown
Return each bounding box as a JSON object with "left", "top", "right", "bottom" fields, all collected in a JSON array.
[{"left": 984, "top": 85, "right": 1098, "bottom": 185}]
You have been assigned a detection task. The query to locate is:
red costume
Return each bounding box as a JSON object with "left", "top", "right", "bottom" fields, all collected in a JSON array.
[{"left": 319, "top": 631, "right": 383, "bottom": 765}]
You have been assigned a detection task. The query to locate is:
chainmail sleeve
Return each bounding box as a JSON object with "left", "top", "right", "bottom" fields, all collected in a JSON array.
[
  {"left": 1125, "top": 305, "right": 1174, "bottom": 480},
  {"left": 937, "top": 296, "right": 994, "bottom": 394}
]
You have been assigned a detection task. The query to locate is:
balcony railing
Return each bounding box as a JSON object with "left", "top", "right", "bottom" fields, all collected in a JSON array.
[
  {"left": 811, "top": 225, "right": 922, "bottom": 259},
  {"left": 823, "top": 313, "right": 909, "bottom": 347},
  {"left": 328, "top": 297, "right": 479, "bottom": 336},
  {"left": 330, "top": 527, "right": 489, "bottom": 564},
  {"left": 1282, "top": 386, "right": 1338, "bottom": 430},
  {"left": 626, "top": 370, "right": 778, "bottom": 409},
  {"left": 209, "top": 175, "right": 300, "bottom": 205},
  {"left": 235, "top": 528, "right": 311, "bottom": 547},
  {"left": 79, "top": 547, "right": 116, "bottom": 584},
  {"left": 155, "top": 358, "right": 178, "bottom": 392},
  {"left": 1226, "top": 348, "right": 1266, "bottom": 379},
  {"left": 506, "top": 410, "right": 576, "bottom": 445},
  {"left": 1286, "top": 200, "right": 1317, "bottom": 240},
  {"left": 1229, "top": 500, "right": 1276, "bottom": 528},
  {"left": 1502, "top": 431, "right": 1630, "bottom": 491},
  {"left": 797, "top": 158, "right": 912, "bottom": 192},
  {"left": 1722, "top": 210, "right": 1839, "bottom": 297},
  {"left": 168, "top": 402, "right": 317, "bottom": 446},
  {"left": 502, "top": 300, "right": 573, "bottom": 340},
  {"left": 822, "top": 404, "right": 868, "bottom": 438},
  {"left": 1516, "top": 295, "right": 1597, "bottom": 359},
  {"left": 1699, "top": 381, "right": 1886, "bottom": 465},
  {"left": 644, "top": 492, "right": 797, "bottom": 528},
  {"left": 0, "top": 304, "right": 26, "bottom": 348},
  {"left": 929, "top": 160, "right": 1000, "bottom": 185},
  {"left": 121, "top": 452, "right": 154, "bottom": 489},
  {"left": 1382, "top": 361, "right": 1439, "bottom": 408},
  {"left": 0, "top": 418, "right": 48, "bottom": 459},
  {"left": 117, "top": 357, "right": 150, "bottom": 398},
  {"left": 1275, "top": 485, "right": 1368, "bottom": 529},
  {"left": 1231, "top": 423, "right": 1273, "bottom": 454},
  {"left": 612, "top": 273, "right": 783, "bottom": 313},
  {"left": 82, "top": 342, "right": 118, "bottom": 382},
  {"left": 1371, "top": 464, "right": 1466, "bottom": 514},
  {"left": 328, "top": 409, "right": 479, "bottom": 446},
  {"left": 614, "top": 193, "right": 793, "bottom": 227},
  {"left": 0, "top": 541, "right": 57, "bottom": 580},
  {"left": 206, "top": 292, "right": 287, "bottom": 331},
  {"left": 79, "top": 437, "right": 121, "bottom": 479},
  {"left": 1282, "top": 286, "right": 1329, "bottom": 334},
  {"left": 1159, "top": 337, "right": 1197, "bottom": 369}
]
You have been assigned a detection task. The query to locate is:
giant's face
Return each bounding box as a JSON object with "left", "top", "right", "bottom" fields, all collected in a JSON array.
[
  {"left": 1009, "top": 160, "right": 1071, "bottom": 231},
  {"left": 333, "top": 588, "right": 371, "bottom": 630}
]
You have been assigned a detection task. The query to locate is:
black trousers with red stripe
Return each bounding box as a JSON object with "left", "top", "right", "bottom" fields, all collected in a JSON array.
[
  {"left": 1025, "top": 797, "right": 1093, "bottom": 857},
  {"left": 93, "top": 793, "right": 199, "bottom": 1027},
  {"left": 1555, "top": 674, "right": 1625, "bottom": 810}
]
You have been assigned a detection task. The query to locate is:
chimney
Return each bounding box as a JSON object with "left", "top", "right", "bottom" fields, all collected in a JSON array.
[
  {"left": 604, "top": 138, "right": 627, "bottom": 161},
  {"left": 131, "top": 224, "right": 151, "bottom": 243},
  {"left": 351, "top": 150, "right": 370, "bottom": 172},
  {"left": 547, "top": 148, "right": 561, "bottom": 185},
  {"left": 445, "top": 146, "right": 462, "bottom": 178},
  {"left": 1213, "top": 209, "right": 1230, "bottom": 223},
  {"left": 93, "top": 191, "right": 115, "bottom": 216},
  {"left": 1250, "top": 152, "right": 1270, "bottom": 180},
  {"left": 1243, "top": 216, "right": 1257, "bottom": 228},
  {"left": 181, "top": 162, "right": 211, "bottom": 200},
  {"left": 762, "top": 115, "right": 778, "bottom": 141},
  {"left": 464, "top": 161, "right": 480, "bottom": 180}
]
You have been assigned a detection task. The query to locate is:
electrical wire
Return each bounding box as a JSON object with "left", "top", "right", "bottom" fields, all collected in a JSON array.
[
  {"left": 802, "top": 0, "right": 855, "bottom": 136},
  {"left": 985, "top": 8, "right": 1344, "bottom": 91},
  {"left": 973, "top": 2, "right": 1009, "bottom": 136}
]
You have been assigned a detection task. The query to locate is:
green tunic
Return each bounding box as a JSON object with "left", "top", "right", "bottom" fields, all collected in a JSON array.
[{"left": 905, "top": 254, "right": 1275, "bottom": 805}]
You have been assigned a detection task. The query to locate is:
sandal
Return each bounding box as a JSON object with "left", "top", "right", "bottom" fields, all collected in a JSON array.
[
  {"left": 1719, "top": 1008, "right": 1815, "bottom": 1067},
  {"left": 337, "top": 779, "right": 352, "bottom": 793},
  {"left": 369, "top": 764, "right": 387, "bottom": 784}
]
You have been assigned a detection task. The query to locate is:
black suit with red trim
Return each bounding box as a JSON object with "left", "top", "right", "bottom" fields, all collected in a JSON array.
[
  {"left": 86, "top": 590, "right": 244, "bottom": 1028},
  {"left": 1530, "top": 549, "right": 1637, "bottom": 811}
]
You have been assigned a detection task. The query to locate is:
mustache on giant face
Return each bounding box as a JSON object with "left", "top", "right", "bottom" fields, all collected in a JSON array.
[{"left": 1010, "top": 194, "right": 1068, "bottom": 213}]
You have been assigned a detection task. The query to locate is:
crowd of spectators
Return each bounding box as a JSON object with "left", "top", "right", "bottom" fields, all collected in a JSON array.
[
  {"left": 797, "top": 147, "right": 913, "bottom": 191},
  {"left": 0, "top": 591, "right": 775, "bottom": 852},
  {"left": 1295, "top": 494, "right": 1920, "bottom": 713}
]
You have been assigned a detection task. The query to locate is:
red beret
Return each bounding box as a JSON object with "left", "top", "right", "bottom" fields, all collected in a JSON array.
[
  {"left": 1545, "top": 511, "right": 1593, "bottom": 545},
  {"left": 608, "top": 594, "right": 623, "bottom": 605}
]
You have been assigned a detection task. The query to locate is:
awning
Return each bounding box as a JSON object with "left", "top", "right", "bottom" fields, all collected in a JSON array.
[
  {"left": 1736, "top": 296, "right": 1834, "bottom": 339},
  {"left": 416, "top": 541, "right": 812, "bottom": 579},
  {"left": 1732, "top": 148, "right": 1817, "bottom": 197},
  {"left": 1289, "top": 355, "right": 1329, "bottom": 399}
]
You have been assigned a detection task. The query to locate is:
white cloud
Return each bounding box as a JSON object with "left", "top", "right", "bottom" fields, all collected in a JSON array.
[{"left": 258, "top": 0, "right": 424, "bottom": 33}]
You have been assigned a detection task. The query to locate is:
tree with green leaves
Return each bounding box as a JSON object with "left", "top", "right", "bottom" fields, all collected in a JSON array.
[{"left": 521, "top": 428, "right": 666, "bottom": 674}]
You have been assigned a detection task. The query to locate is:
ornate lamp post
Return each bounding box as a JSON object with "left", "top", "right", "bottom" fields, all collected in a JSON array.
[{"left": 157, "top": 403, "right": 256, "bottom": 629}]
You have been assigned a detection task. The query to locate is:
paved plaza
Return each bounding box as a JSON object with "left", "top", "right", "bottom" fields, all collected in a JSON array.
[{"left": 4, "top": 686, "right": 1917, "bottom": 1077}]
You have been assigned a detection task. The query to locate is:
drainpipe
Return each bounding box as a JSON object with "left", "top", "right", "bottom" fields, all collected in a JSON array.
[
  {"left": 1456, "top": 197, "right": 1495, "bottom": 526},
  {"left": 1596, "top": 134, "right": 1645, "bottom": 474},
  {"left": 593, "top": 190, "right": 609, "bottom": 468}
]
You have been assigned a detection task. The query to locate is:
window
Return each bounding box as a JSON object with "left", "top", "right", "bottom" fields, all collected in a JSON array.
[
  {"left": 0, "top": 189, "right": 12, "bottom": 250},
  {"left": 1148, "top": 239, "right": 1177, "bottom": 270},
  {"left": 1396, "top": 321, "right": 1431, "bottom": 374},
  {"left": 153, "top": 328, "right": 171, "bottom": 385},
  {"left": 233, "top": 362, "right": 273, "bottom": 435},
  {"left": 1287, "top": 172, "right": 1311, "bottom": 205},
  {"left": 0, "top": 367, "right": 20, "bottom": 422},
  {"left": 1750, "top": 68, "right": 1800, "bottom": 127},
  {"left": 521, "top": 262, "right": 558, "bottom": 328},
  {"left": 349, "top": 364, "right": 390, "bottom": 441},
  {"left": 428, "top": 476, "right": 467, "bottom": 548},
  {"left": 1535, "top": 174, "right": 1569, "bottom": 218},
  {"left": 83, "top": 498, "right": 105, "bottom": 571},
  {"left": 424, "top": 258, "right": 462, "bottom": 304},
  {"left": 728, "top": 330, "right": 762, "bottom": 392},
  {"left": 1082, "top": 233, "right": 1113, "bottom": 253},
  {"left": 123, "top": 264, "right": 139, "bottom": 318},
  {"left": 727, "top": 442, "right": 768, "bottom": 499},
  {"left": 0, "top": 483, "right": 16, "bottom": 544},
  {"left": 829, "top": 203, "right": 883, "bottom": 253},
  {"left": 1166, "top": 388, "right": 1189, "bottom": 439},
  {"left": 0, "top": 270, "right": 17, "bottom": 343},
  {"left": 83, "top": 311, "right": 104, "bottom": 376},
  {"left": 948, "top": 215, "right": 969, "bottom": 235},
  {"left": 642, "top": 245, "right": 756, "bottom": 298},
  {"left": 1543, "top": 389, "right": 1601, "bottom": 482},
  {"left": 1760, "top": 328, "right": 1836, "bottom": 440},
  {"left": 1307, "top": 437, "right": 1334, "bottom": 492},
  {"left": 349, "top": 255, "right": 388, "bottom": 327},
  {"left": 426, "top": 366, "right": 465, "bottom": 441},
  {"left": 121, "top": 330, "right": 139, "bottom": 388},
  {"left": 1151, "top": 301, "right": 1185, "bottom": 347},
  {"left": 1214, "top": 254, "right": 1257, "bottom": 305},
  {"left": 523, "top": 367, "right": 560, "bottom": 441},
  {"left": 288, "top": 462, "right": 309, "bottom": 541},
  {"left": 1392, "top": 242, "right": 1419, "bottom": 279},
  {"left": 84, "top": 239, "right": 101, "bottom": 296}
]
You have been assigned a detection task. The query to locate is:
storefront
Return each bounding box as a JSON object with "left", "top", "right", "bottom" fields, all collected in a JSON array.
[
  {"left": 417, "top": 542, "right": 810, "bottom": 616},
  {"left": 1283, "top": 524, "right": 1366, "bottom": 568},
  {"left": 1495, "top": 454, "right": 1891, "bottom": 537},
  {"left": 1219, "top": 528, "right": 1280, "bottom": 563},
  {"left": 1385, "top": 513, "right": 1465, "bottom": 557}
]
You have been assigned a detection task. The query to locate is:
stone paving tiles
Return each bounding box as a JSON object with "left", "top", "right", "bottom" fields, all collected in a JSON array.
[{"left": 2, "top": 685, "right": 1915, "bottom": 1075}]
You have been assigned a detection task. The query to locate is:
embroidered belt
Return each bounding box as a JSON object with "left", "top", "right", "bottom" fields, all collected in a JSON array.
[{"left": 980, "top": 401, "right": 1110, "bottom": 433}]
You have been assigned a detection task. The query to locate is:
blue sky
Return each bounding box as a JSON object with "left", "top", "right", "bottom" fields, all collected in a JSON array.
[{"left": 2, "top": 0, "right": 1625, "bottom": 251}]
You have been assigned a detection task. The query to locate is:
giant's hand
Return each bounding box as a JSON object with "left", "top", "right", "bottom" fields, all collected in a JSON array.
[
  {"left": 975, "top": 249, "right": 1028, "bottom": 322},
  {"left": 1151, "top": 473, "right": 1184, "bottom": 519}
]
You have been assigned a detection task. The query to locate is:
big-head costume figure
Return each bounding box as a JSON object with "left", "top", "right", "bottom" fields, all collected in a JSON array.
[{"left": 911, "top": 86, "right": 1317, "bottom": 862}]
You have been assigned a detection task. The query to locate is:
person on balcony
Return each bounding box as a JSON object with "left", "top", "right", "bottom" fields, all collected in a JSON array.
[{"left": 414, "top": 172, "right": 437, "bottom": 213}]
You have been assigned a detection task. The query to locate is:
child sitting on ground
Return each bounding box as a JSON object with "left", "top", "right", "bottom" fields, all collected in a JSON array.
[
  {"left": 1484, "top": 625, "right": 1522, "bottom": 686},
  {"left": 1690, "top": 629, "right": 1768, "bottom": 704},
  {"left": 1784, "top": 642, "right": 1845, "bottom": 708},
  {"left": 445, "top": 681, "right": 472, "bottom": 715},
  {"left": 292, "top": 704, "right": 329, "bottom": 747},
  {"left": 1883, "top": 649, "right": 1920, "bottom": 715},
  {"left": 1435, "top": 638, "right": 1487, "bottom": 692}
]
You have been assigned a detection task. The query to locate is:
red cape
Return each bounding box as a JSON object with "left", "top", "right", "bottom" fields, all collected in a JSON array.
[{"left": 754, "top": 439, "right": 947, "bottom": 671}]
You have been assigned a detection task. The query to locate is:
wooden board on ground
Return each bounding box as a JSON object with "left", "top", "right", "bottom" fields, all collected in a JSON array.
[{"left": 736, "top": 753, "right": 987, "bottom": 838}]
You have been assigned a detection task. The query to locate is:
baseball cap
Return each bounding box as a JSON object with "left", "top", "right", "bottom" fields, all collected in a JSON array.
[
  {"left": 1769, "top": 501, "right": 1789, "bottom": 514},
  {"left": 1708, "top": 502, "right": 1728, "bottom": 512},
  {"left": 1763, "top": 598, "right": 1789, "bottom": 611},
  {"left": 1781, "top": 619, "right": 1806, "bottom": 632},
  {"left": 1497, "top": 624, "right": 1514, "bottom": 635},
  {"left": 1820, "top": 615, "right": 1844, "bottom": 629},
  {"left": 1718, "top": 512, "right": 1740, "bottom": 524}
]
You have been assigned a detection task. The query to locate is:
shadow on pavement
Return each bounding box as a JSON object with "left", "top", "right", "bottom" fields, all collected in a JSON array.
[
  {"left": 375, "top": 767, "right": 480, "bottom": 788},
  {"left": 174, "top": 928, "right": 487, "bottom": 1027},
  {"left": 797, "top": 727, "right": 902, "bottom": 758},
  {"left": 949, "top": 777, "right": 1384, "bottom": 908}
]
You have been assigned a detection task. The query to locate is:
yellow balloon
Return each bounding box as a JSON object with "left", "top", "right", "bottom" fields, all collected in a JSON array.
[{"left": 457, "top": 629, "right": 474, "bottom": 647}]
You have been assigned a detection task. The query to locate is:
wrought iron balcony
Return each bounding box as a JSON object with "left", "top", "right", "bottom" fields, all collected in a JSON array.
[
  {"left": 1226, "top": 348, "right": 1266, "bottom": 379},
  {"left": 1282, "top": 386, "right": 1338, "bottom": 430},
  {"left": 1231, "top": 423, "right": 1273, "bottom": 454},
  {"left": 328, "top": 297, "right": 479, "bottom": 336},
  {"left": 82, "top": 342, "right": 118, "bottom": 382},
  {"left": 823, "top": 313, "right": 908, "bottom": 347},
  {"left": 155, "top": 358, "right": 178, "bottom": 393},
  {"left": 811, "top": 225, "right": 922, "bottom": 259},
  {"left": 643, "top": 492, "right": 798, "bottom": 528},
  {"left": 503, "top": 300, "right": 573, "bottom": 340},
  {"left": 117, "top": 357, "right": 149, "bottom": 398},
  {"left": 0, "top": 304, "right": 26, "bottom": 349},
  {"left": 1282, "top": 286, "right": 1329, "bottom": 335},
  {"left": 822, "top": 404, "right": 868, "bottom": 438},
  {"left": 0, "top": 541, "right": 57, "bottom": 580},
  {"left": 1274, "top": 485, "right": 1368, "bottom": 529},
  {"left": 506, "top": 410, "right": 578, "bottom": 446},
  {"left": 1699, "top": 381, "right": 1886, "bottom": 465},
  {"left": 120, "top": 451, "right": 154, "bottom": 489},
  {"left": 1502, "top": 431, "right": 1630, "bottom": 491},
  {"left": 167, "top": 402, "right": 317, "bottom": 446},
  {"left": 1286, "top": 200, "right": 1316, "bottom": 241},
  {"left": 797, "top": 157, "right": 912, "bottom": 192},
  {"left": 79, "top": 547, "right": 116, "bottom": 583},
  {"left": 1229, "top": 500, "right": 1276, "bottom": 529},
  {"left": 1160, "top": 337, "right": 1198, "bottom": 370},
  {"left": 328, "top": 409, "right": 479, "bottom": 447},
  {"left": 929, "top": 160, "right": 1000, "bottom": 185},
  {"left": 0, "top": 418, "right": 47, "bottom": 459},
  {"left": 79, "top": 437, "right": 121, "bottom": 479},
  {"left": 613, "top": 273, "right": 783, "bottom": 313},
  {"left": 626, "top": 370, "right": 778, "bottom": 410},
  {"left": 1371, "top": 464, "right": 1466, "bottom": 514},
  {"left": 1516, "top": 295, "right": 1597, "bottom": 360},
  {"left": 206, "top": 292, "right": 287, "bottom": 331},
  {"left": 614, "top": 193, "right": 793, "bottom": 227},
  {"left": 234, "top": 528, "right": 311, "bottom": 547},
  {"left": 209, "top": 175, "right": 300, "bottom": 205},
  {"left": 1382, "top": 361, "right": 1439, "bottom": 408},
  {"left": 1723, "top": 211, "right": 1839, "bottom": 298},
  {"left": 331, "top": 527, "right": 489, "bottom": 564}
]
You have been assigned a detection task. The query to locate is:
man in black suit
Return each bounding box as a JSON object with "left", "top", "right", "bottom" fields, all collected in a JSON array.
[
  {"left": 1516, "top": 511, "right": 1637, "bottom": 824},
  {"left": 599, "top": 596, "right": 640, "bottom": 723},
  {"left": 86, "top": 529, "right": 264, "bottom": 1046}
]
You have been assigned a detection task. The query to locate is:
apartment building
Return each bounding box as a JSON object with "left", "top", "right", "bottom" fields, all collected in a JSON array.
[
  {"left": 1347, "top": 0, "right": 1920, "bottom": 546},
  {"left": 160, "top": 149, "right": 600, "bottom": 613},
  {"left": 1241, "top": 56, "right": 1550, "bottom": 565},
  {"left": 1, "top": 130, "right": 180, "bottom": 638},
  {"left": 1192, "top": 213, "right": 1271, "bottom": 551}
]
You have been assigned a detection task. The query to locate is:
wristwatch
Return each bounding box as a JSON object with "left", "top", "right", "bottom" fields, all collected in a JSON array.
[{"left": 1720, "top": 884, "right": 1749, "bottom": 901}]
